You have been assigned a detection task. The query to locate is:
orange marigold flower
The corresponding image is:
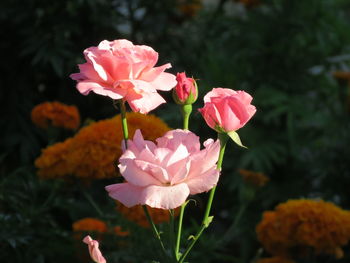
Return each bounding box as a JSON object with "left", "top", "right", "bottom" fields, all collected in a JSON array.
[
  {"left": 113, "top": 226, "right": 130, "bottom": 237},
  {"left": 31, "top": 101, "right": 80, "bottom": 130},
  {"left": 239, "top": 169, "right": 269, "bottom": 188},
  {"left": 35, "top": 113, "right": 171, "bottom": 180},
  {"left": 73, "top": 218, "right": 108, "bottom": 233},
  {"left": 35, "top": 138, "right": 75, "bottom": 179},
  {"left": 333, "top": 71, "right": 350, "bottom": 80},
  {"left": 234, "top": 0, "right": 261, "bottom": 8},
  {"left": 116, "top": 202, "right": 179, "bottom": 228},
  {"left": 177, "top": 0, "right": 202, "bottom": 17},
  {"left": 256, "top": 199, "right": 350, "bottom": 259},
  {"left": 256, "top": 256, "right": 295, "bottom": 263},
  {"left": 73, "top": 218, "right": 129, "bottom": 236}
]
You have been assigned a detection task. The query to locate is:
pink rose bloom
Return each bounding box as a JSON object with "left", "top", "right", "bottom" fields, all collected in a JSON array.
[
  {"left": 173, "top": 72, "right": 197, "bottom": 104},
  {"left": 70, "top": 39, "right": 177, "bottom": 114},
  {"left": 83, "top": 235, "right": 106, "bottom": 263},
  {"left": 198, "top": 88, "right": 256, "bottom": 132},
  {"left": 106, "top": 129, "right": 220, "bottom": 209}
]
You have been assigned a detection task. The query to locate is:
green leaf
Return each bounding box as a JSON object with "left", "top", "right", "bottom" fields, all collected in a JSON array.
[
  {"left": 227, "top": 131, "right": 247, "bottom": 149},
  {"left": 187, "top": 235, "right": 195, "bottom": 240}
]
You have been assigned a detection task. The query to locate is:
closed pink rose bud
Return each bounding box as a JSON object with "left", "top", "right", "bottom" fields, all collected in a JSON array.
[
  {"left": 199, "top": 88, "right": 256, "bottom": 147},
  {"left": 83, "top": 235, "right": 107, "bottom": 263},
  {"left": 173, "top": 72, "right": 198, "bottom": 105}
]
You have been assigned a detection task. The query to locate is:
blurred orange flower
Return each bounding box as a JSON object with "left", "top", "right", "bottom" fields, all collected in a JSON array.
[
  {"left": 73, "top": 218, "right": 108, "bottom": 233},
  {"left": 234, "top": 0, "right": 261, "bottom": 8},
  {"left": 72, "top": 217, "right": 108, "bottom": 242},
  {"left": 113, "top": 226, "right": 130, "bottom": 237},
  {"left": 256, "top": 199, "right": 350, "bottom": 259},
  {"left": 35, "top": 113, "right": 171, "bottom": 180},
  {"left": 31, "top": 101, "right": 80, "bottom": 130},
  {"left": 256, "top": 256, "right": 295, "bottom": 263},
  {"left": 35, "top": 138, "right": 74, "bottom": 179},
  {"left": 238, "top": 169, "right": 269, "bottom": 188},
  {"left": 73, "top": 217, "right": 129, "bottom": 262},
  {"left": 178, "top": 0, "right": 202, "bottom": 17},
  {"left": 116, "top": 202, "right": 179, "bottom": 228}
]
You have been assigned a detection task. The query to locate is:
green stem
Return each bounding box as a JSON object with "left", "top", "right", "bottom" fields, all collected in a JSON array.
[
  {"left": 142, "top": 205, "right": 168, "bottom": 257},
  {"left": 181, "top": 104, "right": 192, "bottom": 130},
  {"left": 169, "top": 209, "right": 176, "bottom": 260},
  {"left": 174, "top": 104, "right": 193, "bottom": 260},
  {"left": 118, "top": 100, "right": 129, "bottom": 148},
  {"left": 179, "top": 133, "right": 229, "bottom": 263},
  {"left": 179, "top": 224, "right": 206, "bottom": 263},
  {"left": 203, "top": 133, "right": 228, "bottom": 219},
  {"left": 81, "top": 187, "right": 104, "bottom": 217},
  {"left": 175, "top": 203, "right": 186, "bottom": 260},
  {"left": 40, "top": 180, "right": 59, "bottom": 210},
  {"left": 115, "top": 99, "right": 167, "bottom": 260}
]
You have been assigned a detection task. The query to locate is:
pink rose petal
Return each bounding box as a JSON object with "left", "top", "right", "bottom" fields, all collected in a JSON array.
[{"left": 106, "top": 129, "right": 220, "bottom": 209}]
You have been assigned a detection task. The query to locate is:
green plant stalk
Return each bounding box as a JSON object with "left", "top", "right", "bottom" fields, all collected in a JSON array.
[
  {"left": 175, "top": 202, "right": 186, "bottom": 260},
  {"left": 203, "top": 132, "right": 228, "bottom": 220},
  {"left": 118, "top": 99, "right": 129, "bottom": 148},
  {"left": 117, "top": 99, "right": 167, "bottom": 260},
  {"left": 179, "top": 132, "right": 229, "bottom": 263},
  {"left": 181, "top": 104, "right": 192, "bottom": 130},
  {"left": 40, "top": 180, "right": 60, "bottom": 210},
  {"left": 175, "top": 104, "right": 193, "bottom": 260},
  {"left": 81, "top": 187, "right": 104, "bottom": 217},
  {"left": 169, "top": 209, "right": 177, "bottom": 260},
  {"left": 143, "top": 205, "right": 168, "bottom": 258}
]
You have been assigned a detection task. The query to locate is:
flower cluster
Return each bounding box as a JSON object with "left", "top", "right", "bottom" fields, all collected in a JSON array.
[
  {"left": 238, "top": 169, "right": 269, "bottom": 188},
  {"left": 116, "top": 202, "right": 179, "bottom": 228},
  {"left": 70, "top": 38, "right": 257, "bottom": 262},
  {"left": 256, "top": 199, "right": 350, "bottom": 259},
  {"left": 35, "top": 113, "right": 170, "bottom": 179},
  {"left": 31, "top": 101, "right": 80, "bottom": 130}
]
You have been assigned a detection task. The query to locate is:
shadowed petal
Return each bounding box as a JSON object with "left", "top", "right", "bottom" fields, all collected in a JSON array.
[
  {"left": 106, "top": 183, "right": 190, "bottom": 209},
  {"left": 186, "top": 168, "right": 220, "bottom": 195}
]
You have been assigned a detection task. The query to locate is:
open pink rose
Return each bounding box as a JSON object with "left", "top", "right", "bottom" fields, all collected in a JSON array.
[
  {"left": 106, "top": 129, "right": 220, "bottom": 209},
  {"left": 83, "top": 235, "right": 106, "bottom": 263},
  {"left": 198, "top": 88, "right": 256, "bottom": 132},
  {"left": 70, "top": 39, "right": 177, "bottom": 114}
]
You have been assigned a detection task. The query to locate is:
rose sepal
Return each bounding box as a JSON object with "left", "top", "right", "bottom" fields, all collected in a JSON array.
[{"left": 227, "top": 131, "right": 247, "bottom": 149}]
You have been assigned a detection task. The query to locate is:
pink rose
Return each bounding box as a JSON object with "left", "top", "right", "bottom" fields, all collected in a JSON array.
[
  {"left": 198, "top": 88, "right": 256, "bottom": 132},
  {"left": 173, "top": 72, "right": 197, "bottom": 104},
  {"left": 70, "top": 39, "right": 177, "bottom": 114},
  {"left": 83, "top": 236, "right": 106, "bottom": 263},
  {"left": 106, "top": 129, "right": 220, "bottom": 209}
]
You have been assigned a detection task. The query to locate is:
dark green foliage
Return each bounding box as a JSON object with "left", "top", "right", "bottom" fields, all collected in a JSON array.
[{"left": 0, "top": 167, "right": 74, "bottom": 262}]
